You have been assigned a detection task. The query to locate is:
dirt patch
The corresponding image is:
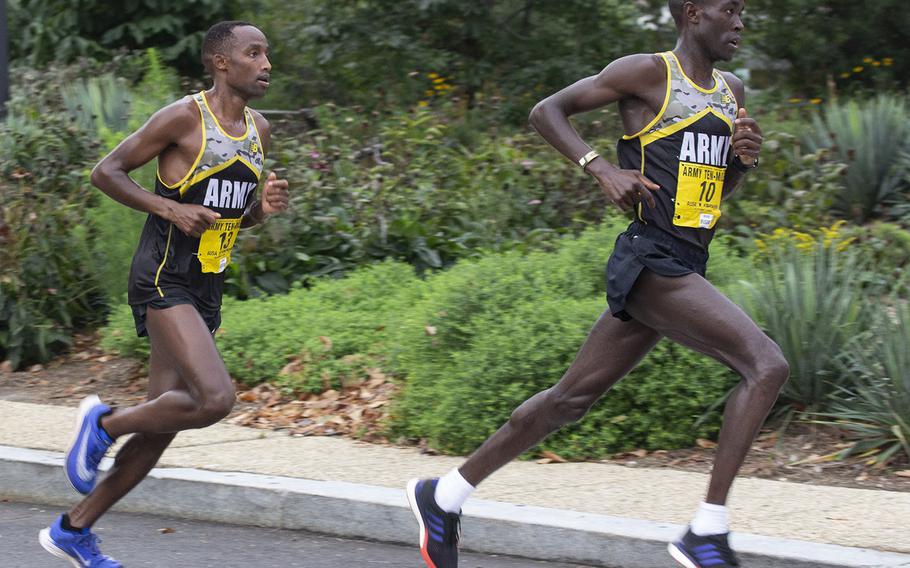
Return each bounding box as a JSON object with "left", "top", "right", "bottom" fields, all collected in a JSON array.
[{"left": 2, "top": 334, "right": 908, "bottom": 493}]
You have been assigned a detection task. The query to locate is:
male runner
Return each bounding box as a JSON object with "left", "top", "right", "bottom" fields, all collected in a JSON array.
[
  {"left": 39, "top": 21, "right": 289, "bottom": 567},
  {"left": 407, "top": 2, "right": 788, "bottom": 567}
]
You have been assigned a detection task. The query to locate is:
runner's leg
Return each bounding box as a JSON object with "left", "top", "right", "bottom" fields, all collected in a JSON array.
[
  {"left": 624, "top": 270, "right": 789, "bottom": 505},
  {"left": 100, "top": 304, "right": 235, "bottom": 438},
  {"left": 68, "top": 305, "right": 234, "bottom": 527},
  {"left": 459, "top": 310, "right": 662, "bottom": 486}
]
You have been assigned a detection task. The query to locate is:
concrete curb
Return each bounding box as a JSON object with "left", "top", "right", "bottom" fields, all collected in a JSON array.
[{"left": 2, "top": 445, "right": 908, "bottom": 568}]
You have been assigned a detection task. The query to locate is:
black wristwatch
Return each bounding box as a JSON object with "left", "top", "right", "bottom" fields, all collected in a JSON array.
[{"left": 731, "top": 154, "right": 759, "bottom": 173}]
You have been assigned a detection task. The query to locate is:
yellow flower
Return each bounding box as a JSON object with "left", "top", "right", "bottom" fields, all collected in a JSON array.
[
  {"left": 873, "top": 61, "right": 882, "bottom": 67},
  {"left": 883, "top": 58, "right": 893, "bottom": 66},
  {"left": 853, "top": 66, "right": 864, "bottom": 73},
  {"left": 425, "top": 90, "right": 435, "bottom": 97},
  {"left": 427, "top": 72, "right": 439, "bottom": 79},
  {"left": 810, "top": 98, "right": 823, "bottom": 104},
  {"left": 788, "top": 97, "right": 803, "bottom": 103},
  {"left": 417, "top": 100, "right": 429, "bottom": 108},
  {"left": 840, "top": 72, "right": 851, "bottom": 79},
  {"left": 754, "top": 239, "right": 767, "bottom": 251},
  {"left": 863, "top": 57, "right": 873, "bottom": 64},
  {"left": 434, "top": 84, "right": 447, "bottom": 91},
  {"left": 432, "top": 77, "right": 446, "bottom": 84}
]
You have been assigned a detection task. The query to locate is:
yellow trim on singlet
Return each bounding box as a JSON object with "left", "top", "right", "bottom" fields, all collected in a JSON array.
[
  {"left": 154, "top": 224, "right": 174, "bottom": 297},
  {"left": 201, "top": 91, "right": 251, "bottom": 141},
  {"left": 667, "top": 52, "right": 719, "bottom": 94},
  {"left": 156, "top": 98, "right": 207, "bottom": 190},
  {"left": 249, "top": 109, "right": 265, "bottom": 161},
  {"left": 717, "top": 72, "right": 740, "bottom": 109},
  {"left": 639, "top": 107, "right": 733, "bottom": 148},
  {"left": 623, "top": 53, "right": 673, "bottom": 141},
  {"left": 637, "top": 142, "right": 647, "bottom": 223},
  {"left": 178, "top": 154, "right": 262, "bottom": 196}
]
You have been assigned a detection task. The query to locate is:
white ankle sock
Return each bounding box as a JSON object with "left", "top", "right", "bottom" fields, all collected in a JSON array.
[
  {"left": 690, "top": 501, "right": 729, "bottom": 536},
  {"left": 433, "top": 468, "right": 475, "bottom": 514}
]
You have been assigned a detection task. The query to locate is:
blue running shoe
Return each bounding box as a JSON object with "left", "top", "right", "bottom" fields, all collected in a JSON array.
[
  {"left": 406, "top": 478, "right": 461, "bottom": 568},
  {"left": 669, "top": 528, "right": 740, "bottom": 567},
  {"left": 65, "top": 395, "right": 114, "bottom": 495},
  {"left": 39, "top": 515, "right": 122, "bottom": 567}
]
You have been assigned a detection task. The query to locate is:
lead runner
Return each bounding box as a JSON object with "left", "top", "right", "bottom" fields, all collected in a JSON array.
[{"left": 407, "top": 2, "right": 788, "bottom": 567}]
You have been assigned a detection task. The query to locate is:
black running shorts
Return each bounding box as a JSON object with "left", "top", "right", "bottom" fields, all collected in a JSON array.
[
  {"left": 130, "top": 290, "right": 221, "bottom": 337},
  {"left": 606, "top": 222, "right": 709, "bottom": 321}
]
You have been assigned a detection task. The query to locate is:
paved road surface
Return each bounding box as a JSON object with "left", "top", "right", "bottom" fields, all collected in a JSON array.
[{"left": 0, "top": 501, "right": 594, "bottom": 568}]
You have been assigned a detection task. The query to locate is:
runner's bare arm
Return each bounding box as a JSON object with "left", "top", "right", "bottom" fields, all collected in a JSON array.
[
  {"left": 91, "top": 99, "right": 221, "bottom": 238},
  {"left": 530, "top": 54, "right": 664, "bottom": 211},
  {"left": 241, "top": 113, "right": 289, "bottom": 229},
  {"left": 721, "top": 72, "right": 762, "bottom": 201}
]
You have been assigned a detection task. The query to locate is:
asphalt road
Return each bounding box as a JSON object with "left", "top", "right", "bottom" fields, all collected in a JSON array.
[{"left": 0, "top": 501, "right": 594, "bottom": 568}]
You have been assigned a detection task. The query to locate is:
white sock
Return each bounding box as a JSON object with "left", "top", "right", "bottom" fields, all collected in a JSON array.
[
  {"left": 690, "top": 501, "right": 729, "bottom": 536},
  {"left": 433, "top": 468, "right": 475, "bottom": 514}
]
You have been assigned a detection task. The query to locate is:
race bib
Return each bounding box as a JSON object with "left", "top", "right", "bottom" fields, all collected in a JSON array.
[
  {"left": 673, "top": 162, "right": 725, "bottom": 229},
  {"left": 197, "top": 217, "right": 242, "bottom": 274}
]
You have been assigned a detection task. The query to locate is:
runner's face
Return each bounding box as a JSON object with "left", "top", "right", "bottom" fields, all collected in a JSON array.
[
  {"left": 226, "top": 26, "right": 271, "bottom": 99},
  {"left": 696, "top": 0, "right": 745, "bottom": 62}
]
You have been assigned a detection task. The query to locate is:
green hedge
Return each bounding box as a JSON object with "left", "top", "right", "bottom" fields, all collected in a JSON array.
[
  {"left": 390, "top": 220, "right": 741, "bottom": 457},
  {"left": 102, "top": 220, "right": 747, "bottom": 457}
]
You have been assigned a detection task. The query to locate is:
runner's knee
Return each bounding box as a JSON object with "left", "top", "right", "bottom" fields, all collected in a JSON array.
[
  {"left": 546, "top": 387, "right": 596, "bottom": 426},
  {"left": 197, "top": 384, "right": 235, "bottom": 425},
  {"left": 749, "top": 343, "right": 789, "bottom": 393}
]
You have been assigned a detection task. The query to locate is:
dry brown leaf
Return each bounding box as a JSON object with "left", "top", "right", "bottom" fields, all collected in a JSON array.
[
  {"left": 319, "top": 336, "right": 333, "bottom": 351},
  {"left": 536, "top": 458, "right": 553, "bottom": 464},
  {"left": 158, "top": 527, "right": 176, "bottom": 534},
  {"left": 630, "top": 449, "right": 648, "bottom": 458},
  {"left": 539, "top": 451, "right": 568, "bottom": 463},
  {"left": 696, "top": 438, "right": 718, "bottom": 449},
  {"left": 237, "top": 391, "right": 258, "bottom": 402},
  {"left": 424, "top": 326, "right": 437, "bottom": 336},
  {"left": 0, "top": 360, "right": 12, "bottom": 373},
  {"left": 895, "top": 470, "right": 910, "bottom": 478}
]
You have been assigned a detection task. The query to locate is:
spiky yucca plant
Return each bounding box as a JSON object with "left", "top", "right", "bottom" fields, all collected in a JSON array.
[{"left": 804, "top": 95, "right": 910, "bottom": 223}]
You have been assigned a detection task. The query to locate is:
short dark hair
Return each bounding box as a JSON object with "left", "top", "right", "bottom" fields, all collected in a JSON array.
[
  {"left": 202, "top": 20, "right": 255, "bottom": 73},
  {"left": 668, "top": 0, "right": 704, "bottom": 28}
]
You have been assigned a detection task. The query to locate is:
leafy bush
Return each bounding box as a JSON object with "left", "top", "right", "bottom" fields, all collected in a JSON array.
[
  {"left": 9, "top": 0, "right": 233, "bottom": 74},
  {"left": 735, "top": 236, "right": 875, "bottom": 417},
  {"left": 391, "top": 221, "right": 741, "bottom": 458},
  {"left": 721, "top": 130, "right": 846, "bottom": 239},
  {"left": 803, "top": 96, "right": 910, "bottom": 223},
  {"left": 102, "top": 261, "right": 422, "bottom": 392},
  {"left": 227, "top": 103, "right": 622, "bottom": 296},
  {"left": 0, "top": 93, "right": 107, "bottom": 369},
  {"left": 821, "top": 303, "right": 910, "bottom": 466}
]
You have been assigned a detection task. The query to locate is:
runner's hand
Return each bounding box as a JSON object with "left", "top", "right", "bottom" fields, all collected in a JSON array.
[
  {"left": 732, "top": 108, "right": 762, "bottom": 166},
  {"left": 261, "top": 171, "right": 289, "bottom": 215},
  {"left": 586, "top": 159, "right": 661, "bottom": 211},
  {"left": 167, "top": 204, "right": 221, "bottom": 238}
]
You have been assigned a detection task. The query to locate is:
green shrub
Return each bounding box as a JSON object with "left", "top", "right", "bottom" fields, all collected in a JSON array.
[
  {"left": 803, "top": 96, "right": 910, "bottom": 223},
  {"left": 820, "top": 302, "right": 910, "bottom": 466},
  {"left": 102, "top": 261, "right": 423, "bottom": 392},
  {"left": 391, "top": 221, "right": 740, "bottom": 458},
  {"left": 0, "top": 93, "right": 107, "bottom": 369},
  {"left": 227, "top": 103, "right": 622, "bottom": 297},
  {"left": 721, "top": 130, "right": 846, "bottom": 239}
]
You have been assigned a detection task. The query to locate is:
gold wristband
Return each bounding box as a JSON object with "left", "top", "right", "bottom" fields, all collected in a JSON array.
[{"left": 578, "top": 150, "right": 600, "bottom": 171}]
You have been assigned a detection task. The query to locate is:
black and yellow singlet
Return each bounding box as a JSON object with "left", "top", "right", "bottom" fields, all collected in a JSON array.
[
  {"left": 127, "top": 91, "right": 265, "bottom": 314},
  {"left": 617, "top": 51, "right": 739, "bottom": 252}
]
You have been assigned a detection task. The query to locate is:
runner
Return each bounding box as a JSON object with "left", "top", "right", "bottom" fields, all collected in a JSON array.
[
  {"left": 406, "top": 2, "right": 786, "bottom": 567},
  {"left": 39, "top": 21, "right": 289, "bottom": 567}
]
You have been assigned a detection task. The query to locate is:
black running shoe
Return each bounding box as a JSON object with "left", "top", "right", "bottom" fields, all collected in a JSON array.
[
  {"left": 406, "top": 478, "right": 461, "bottom": 568},
  {"left": 669, "top": 528, "right": 740, "bottom": 567}
]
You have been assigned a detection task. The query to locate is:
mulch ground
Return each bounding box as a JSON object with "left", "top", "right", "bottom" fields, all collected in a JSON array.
[{"left": 2, "top": 333, "right": 908, "bottom": 493}]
